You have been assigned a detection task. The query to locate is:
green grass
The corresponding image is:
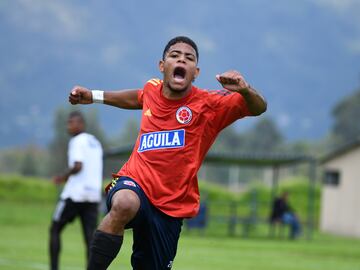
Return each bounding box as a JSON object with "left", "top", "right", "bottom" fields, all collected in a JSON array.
[
  {"left": 1, "top": 200, "right": 360, "bottom": 270},
  {"left": 0, "top": 174, "right": 58, "bottom": 203},
  {"left": 0, "top": 175, "right": 360, "bottom": 269}
]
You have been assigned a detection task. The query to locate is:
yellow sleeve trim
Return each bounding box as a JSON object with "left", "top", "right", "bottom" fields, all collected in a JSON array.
[{"left": 147, "top": 78, "right": 162, "bottom": 86}]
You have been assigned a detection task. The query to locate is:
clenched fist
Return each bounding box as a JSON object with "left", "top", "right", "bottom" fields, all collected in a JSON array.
[
  {"left": 69, "top": 86, "right": 93, "bottom": 105},
  {"left": 216, "top": 70, "right": 249, "bottom": 94}
]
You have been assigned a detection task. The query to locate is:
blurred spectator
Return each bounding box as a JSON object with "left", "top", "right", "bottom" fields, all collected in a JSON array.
[
  {"left": 186, "top": 201, "right": 208, "bottom": 233},
  {"left": 269, "top": 191, "right": 301, "bottom": 239},
  {"left": 49, "top": 111, "right": 103, "bottom": 270}
]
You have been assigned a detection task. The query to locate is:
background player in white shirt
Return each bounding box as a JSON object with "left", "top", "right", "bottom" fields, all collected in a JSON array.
[{"left": 49, "top": 111, "right": 103, "bottom": 270}]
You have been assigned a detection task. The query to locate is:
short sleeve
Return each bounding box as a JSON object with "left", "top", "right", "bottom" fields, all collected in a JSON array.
[
  {"left": 139, "top": 78, "right": 162, "bottom": 105},
  {"left": 210, "top": 90, "right": 252, "bottom": 131},
  {"left": 137, "top": 89, "right": 144, "bottom": 105}
]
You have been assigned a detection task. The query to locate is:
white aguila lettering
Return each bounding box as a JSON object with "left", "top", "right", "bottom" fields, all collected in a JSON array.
[{"left": 137, "top": 130, "right": 185, "bottom": 152}]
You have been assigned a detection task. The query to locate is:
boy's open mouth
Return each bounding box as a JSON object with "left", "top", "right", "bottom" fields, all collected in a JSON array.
[{"left": 173, "top": 67, "right": 186, "bottom": 82}]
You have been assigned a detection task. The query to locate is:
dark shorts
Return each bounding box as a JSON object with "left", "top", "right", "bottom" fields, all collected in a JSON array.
[
  {"left": 106, "top": 177, "right": 183, "bottom": 270},
  {"left": 51, "top": 198, "right": 99, "bottom": 244},
  {"left": 52, "top": 198, "right": 99, "bottom": 225}
]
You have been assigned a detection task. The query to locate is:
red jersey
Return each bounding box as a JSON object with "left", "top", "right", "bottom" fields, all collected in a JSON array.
[{"left": 115, "top": 78, "right": 251, "bottom": 217}]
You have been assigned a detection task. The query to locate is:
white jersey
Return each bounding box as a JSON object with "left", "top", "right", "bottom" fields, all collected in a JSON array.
[{"left": 60, "top": 132, "right": 103, "bottom": 202}]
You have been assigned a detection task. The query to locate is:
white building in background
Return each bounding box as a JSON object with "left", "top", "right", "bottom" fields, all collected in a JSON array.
[{"left": 320, "top": 138, "right": 360, "bottom": 238}]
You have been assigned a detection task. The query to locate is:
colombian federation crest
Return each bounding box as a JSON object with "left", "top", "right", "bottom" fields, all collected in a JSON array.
[{"left": 176, "top": 106, "right": 192, "bottom": 124}]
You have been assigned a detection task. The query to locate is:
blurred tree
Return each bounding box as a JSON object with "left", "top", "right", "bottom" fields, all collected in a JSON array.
[
  {"left": 114, "top": 117, "right": 139, "bottom": 147},
  {"left": 331, "top": 88, "right": 360, "bottom": 145},
  {"left": 208, "top": 126, "right": 243, "bottom": 186},
  {"left": 104, "top": 118, "right": 140, "bottom": 178},
  {"left": 242, "top": 116, "right": 284, "bottom": 153},
  {"left": 205, "top": 116, "right": 285, "bottom": 187},
  {"left": 0, "top": 148, "right": 24, "bottom": 174},
  {"left": 211, "top": 125, "right": 241, "bottom": 153},
  {"left": 48, "top": 107, "right": 69, "bottom": 175},
  {"left": 21, "top": 146, "right": 38, "bottom": 176},
  {"left": 84, "top": 109, "right": 108, "bottom": 148},
  {"left": 0, "top": 145, "right": 49, "bottom": 177}
]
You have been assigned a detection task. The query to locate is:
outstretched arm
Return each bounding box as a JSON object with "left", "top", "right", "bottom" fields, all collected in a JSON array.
[
  {"left": 69, "top": 86, "right": 142, "bottom": 109},
  {"left": 216, "top": 70, "right": 267, "bottom": 116}
]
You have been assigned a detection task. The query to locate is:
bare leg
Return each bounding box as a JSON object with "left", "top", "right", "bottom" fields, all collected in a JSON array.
[
  {"left": 99, "top": 189, "right": 140, "bottom": 234},
  {"left": 87, "top": 189, "right": 140, "bottom": 270}
]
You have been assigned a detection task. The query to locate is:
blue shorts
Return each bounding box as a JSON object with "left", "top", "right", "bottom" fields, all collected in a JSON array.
[{"left": 106, "top": 176, "right": 183, "bottom": 270}]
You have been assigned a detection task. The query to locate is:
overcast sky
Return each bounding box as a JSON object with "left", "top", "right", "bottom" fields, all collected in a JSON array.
[{"left": 1, "top": 0, "right": 360, "bottom": 147}]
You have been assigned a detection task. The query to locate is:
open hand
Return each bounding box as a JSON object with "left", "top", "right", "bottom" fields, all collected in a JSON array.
[
  {"left": 69, "top": 86, "right": 93, "bottom": 105},
  {"left": 216, "top": 70, "right": 249, "bottom": 93}
]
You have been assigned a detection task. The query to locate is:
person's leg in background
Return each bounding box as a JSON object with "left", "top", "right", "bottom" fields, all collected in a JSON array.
[
  {"left": 79, "top": 202, "right": 99, "bottom": 261},
  {"left": 282, "top": 212, "right": 301, "bottom": 239},
  {"left": 49, "top": 199, "right": 78, "bottom": 270}
]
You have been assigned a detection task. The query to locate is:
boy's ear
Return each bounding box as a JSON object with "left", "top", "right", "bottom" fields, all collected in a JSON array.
[
  {"left": 194, "top": 67, "right": 200, "bottom": 79},
  {"left": 159, "top": 60, "right": 164, "bottom": 73}
]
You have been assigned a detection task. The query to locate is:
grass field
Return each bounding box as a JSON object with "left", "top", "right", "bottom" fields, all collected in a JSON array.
[{"left": 1, "top": 176, "right": 360, "bottom": 270}]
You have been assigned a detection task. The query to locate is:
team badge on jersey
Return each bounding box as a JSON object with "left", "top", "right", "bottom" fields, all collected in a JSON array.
[
  {"left": 123, "top": 180, "right": 137, "bottom": 187},
  {"left": 176, "top": 106, "right": 192, "bottom": 124},
  {"left": 138, "top": 129, "right": 185, "bottom": 152}
]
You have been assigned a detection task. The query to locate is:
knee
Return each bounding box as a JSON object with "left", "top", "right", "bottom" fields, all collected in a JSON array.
[{"left": 109, "top": 190, "right": 140, "bottom": 223}]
